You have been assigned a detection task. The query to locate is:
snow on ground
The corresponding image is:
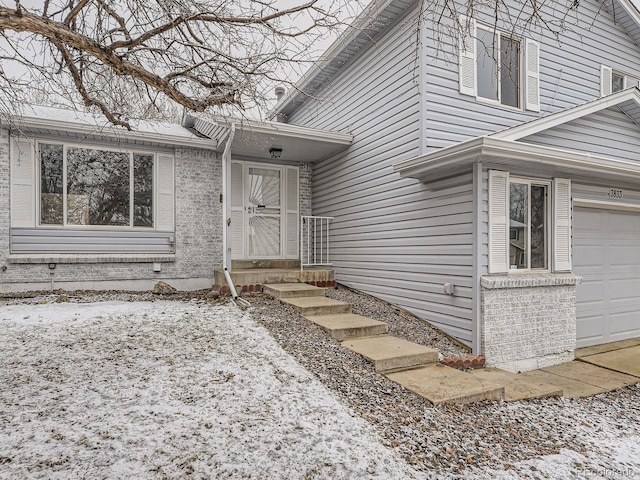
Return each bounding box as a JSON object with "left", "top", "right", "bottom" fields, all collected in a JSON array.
[
  {"left": 1, "top": 299, "right": 639, "bottom": 480},
  {"left": 0, "top": 300, "right": 420, "bottom": 480}
]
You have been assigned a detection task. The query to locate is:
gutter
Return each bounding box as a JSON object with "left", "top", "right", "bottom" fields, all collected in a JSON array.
[
  {"left": 10, "top": 115, "right": 216, "bottom": 150},
  {"left": 394, "top": 136, "right": 640, "bottom": 182}
]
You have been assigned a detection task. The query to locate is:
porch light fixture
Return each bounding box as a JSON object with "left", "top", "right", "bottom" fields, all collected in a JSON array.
[{"left": 269, "top": 147, "right": 283, "bottom": 159}]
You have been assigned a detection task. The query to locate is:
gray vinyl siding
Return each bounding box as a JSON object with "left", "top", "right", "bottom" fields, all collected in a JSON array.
[
  {"left": 572, "top": 182, "right": 640, "bottom": 205},
  {"left": 11, "top": 228, "right": 175, "bottom": 254},
  {"left": 519, "top": 107, "right": 640, "bottom": 163},
  {"left": 328, "top": 176, "right": 476, "bottom": 345},
  {"left": 287, "top": 6, "right": 420, "bottom": 130},
  {"left": 290, "top": 9, "right": 475, "bottom": 346},
  {"left": 423, "top": 0, "right": 640, "bottom": 151}
]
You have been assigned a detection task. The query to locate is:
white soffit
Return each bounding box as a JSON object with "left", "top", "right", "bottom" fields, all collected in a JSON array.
[
  {"left": 191, "top": 116, "right": 353, "bottom": 163},
  {"left": 394, "top": 136, "right": 640, "bottom": 184}
]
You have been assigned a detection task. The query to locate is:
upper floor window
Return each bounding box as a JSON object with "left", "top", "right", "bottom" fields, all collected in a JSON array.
[
  {"left": 476, "top": 27, "right": 521, "bottom": 108},
  {"left": 613, "top": 71, "right": 640, "bottom": 92},
  {"left": 39, "top": 143, "right": 154, "bottom": 228},
  {"left": 601, "top": 65, "right": 640, "bottom": 96},
  {"left": 459, "top": 17, "right": 540, "bottom": 112}
]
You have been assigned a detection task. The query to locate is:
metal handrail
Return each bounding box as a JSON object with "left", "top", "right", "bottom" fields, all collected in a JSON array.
[{"left": 300, "top": 215, "right": 333, "bottom": 270}]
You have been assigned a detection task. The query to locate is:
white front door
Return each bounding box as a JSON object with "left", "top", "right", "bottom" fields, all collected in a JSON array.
[{"left": 231, "top": 161, "right": 299, "bottom": 260}]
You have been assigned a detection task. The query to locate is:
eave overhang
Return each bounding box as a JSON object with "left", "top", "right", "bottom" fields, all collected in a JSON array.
[
  {"left": 4, "top": 106, "right": 215, "bottom": 150},
  {"left": 394, "top": 136, "right": 640, "bottom": 185},
  {"left": 189, "top": 115, "right": 353, "bottom": 162}
]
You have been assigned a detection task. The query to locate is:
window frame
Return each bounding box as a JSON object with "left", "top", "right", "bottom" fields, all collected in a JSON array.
[
  {"left": 36, "top": 140, "right": 157, "bottom": 230},
  {"left": 508, "top": 177, "right": 551, "bottom": 273},
  {"left": 475, "top": 24, "right": 523, "bottom": 110},
  {"left": 612, "top": 70, "right": 640, "bottom": 92}
]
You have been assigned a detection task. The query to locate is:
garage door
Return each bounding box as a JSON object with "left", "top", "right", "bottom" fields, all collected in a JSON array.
[{"left": 573, "top": 207, "right": 640, "bottom": 348}]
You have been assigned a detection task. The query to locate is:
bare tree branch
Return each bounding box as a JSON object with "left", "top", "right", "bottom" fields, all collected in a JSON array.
[{"left": 0, "top": 0, "right": 352, "bottom": 124}]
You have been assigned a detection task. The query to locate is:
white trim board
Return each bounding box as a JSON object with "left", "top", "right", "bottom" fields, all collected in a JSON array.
[
  {"left": 573, "top": 198, "right": 640, "bottom": 212},
  {"left": 490, "top": 88, "right": 640, "bottom": 141},
  {"left": 394, "top": 136, "right": 640, "bottom": 183}
]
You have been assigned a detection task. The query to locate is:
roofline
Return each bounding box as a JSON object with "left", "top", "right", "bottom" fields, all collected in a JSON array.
[
  {"left": 394, "top": 136, "right": 640, "bottom": 181},
  {"left": 615, "top": 0, "right": 640, "bottom": 29},
  {"left": 273, "top": 0, "right": 640, "bottom": 120},
  {"left": 272, "top": 0, "right": 402, "bottom": 117},
  {"left": 6, "top": 112, "right": 217, "bottom": 150},
  {"left": 490, "top": 87, "right": 640, "bottom": 141}
]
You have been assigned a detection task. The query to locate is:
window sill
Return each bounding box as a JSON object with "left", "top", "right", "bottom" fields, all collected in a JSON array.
[
  {"left": 481, "top": 273, "right": 582, "bottom": 289},
  {"left": 7, "top": 254, "right": 176, "bottom": 264}
]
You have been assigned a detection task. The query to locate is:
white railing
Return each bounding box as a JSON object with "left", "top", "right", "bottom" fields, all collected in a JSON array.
[{"left": 301, "top": 216, "right": 333, "bottom": 269}]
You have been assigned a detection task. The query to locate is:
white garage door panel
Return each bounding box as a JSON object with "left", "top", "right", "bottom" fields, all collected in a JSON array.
[
  {"left": 574, "top": 207, "right": 640, "bottom": 348},
  {"left": 576, "top": 280, "right": 604, "bottom": 304}
]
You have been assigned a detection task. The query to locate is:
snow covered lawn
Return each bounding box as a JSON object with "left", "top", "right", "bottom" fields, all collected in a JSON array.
[
  {"left": 0, "top": 300, "right": 418, "bottom": 479},
  {"left": 1, "top": 297, "right": 639, "bottom": 480}
]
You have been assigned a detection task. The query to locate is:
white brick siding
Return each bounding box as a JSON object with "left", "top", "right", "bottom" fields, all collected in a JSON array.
[
  {"left": 480, "top": 274, "right": 582, "bottom": 372},
  {"left": 0, "top": 129, "right": 223, "bottom": 291}
]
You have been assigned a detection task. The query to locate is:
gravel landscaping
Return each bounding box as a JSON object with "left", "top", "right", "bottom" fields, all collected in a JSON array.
[
  {"left": 1, "top": 287, "right": 639, "bottom": 479},
  {"left": 249, "top": 285, "right": 640, "bottom": 479}
]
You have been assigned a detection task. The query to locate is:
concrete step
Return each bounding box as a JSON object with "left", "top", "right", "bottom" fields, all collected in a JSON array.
[
  {"left": 342, "top": 335, "right": 439, "bottom": 373},
  {"left": 386, "top": 364, "right": 505, "bottom": 405},
  {"left": 305, "top": 313, "right": 388, "bottom": 341},
  {"left": 232, "top": 259, "right": 301, "bottom": 270},
  {"left": 214, "top": 268, "right": 334, "bottom": 286},
  {"left": 468, "top": 368, "right": 562, "bottom": 402},
  {"left": 263, "top": 283, "right": 326, "bottom": 299},
  {"left": 281, "top": 296, "right": 351, "bottom": 316}
]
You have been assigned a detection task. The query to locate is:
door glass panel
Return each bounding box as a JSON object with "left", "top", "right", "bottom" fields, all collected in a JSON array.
[
  {"left": 248, "top": 216, "right": 280, "bottom": 257},
  {"left": 247, "top": 167, "right": 281, "bottom": 257},
  {"left": 248, "top": 168, "right": 280, "bottom": 207}
]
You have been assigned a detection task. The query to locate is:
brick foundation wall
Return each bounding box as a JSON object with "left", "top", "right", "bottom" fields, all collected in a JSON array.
[
  {"left": 480, "top": 274, "right": 582, "bottom": 373},
  {"left": 0, "top": 130, "right": 223, "bottom": 291},
  {"left": 299, "top": 162, "right": 312, "bottom": 216}
]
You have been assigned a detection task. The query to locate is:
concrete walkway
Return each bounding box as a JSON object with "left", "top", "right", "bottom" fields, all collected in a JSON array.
[
  {"left": 528, "top": 339, "right": 640, "bottom": 398},
  {"left": 263, "top": 283, "right": 640, "bottom": 404}
]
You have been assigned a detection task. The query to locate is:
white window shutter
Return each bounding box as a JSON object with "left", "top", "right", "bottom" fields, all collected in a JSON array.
[
  {"left": 10, "top": 138, "right": 35, "bottom": 228},
  {"left": 285, "top": 166, "right": 299, "bottom": 259},
  {"left": 458, "top": 16, "right": 477, "bottom": 97},
  {"left": 155, "top": 153, "right": 175, "bottom": 232},
  {"left": 553, "top": 178, "right": 572, "bottom": 272},
  {"left": 230, "top": 162, "right": 244, "bottom": 259},
  {"left": 525, "top": 39, "right": 541, "bottom": 112},
  {"left": 601, "top": 65, "right": 612, "bottom": 97},
  {"left": 488, "top": 170, "right": 509, "bottom": 274}
]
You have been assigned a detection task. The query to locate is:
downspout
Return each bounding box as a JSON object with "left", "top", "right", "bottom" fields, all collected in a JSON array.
[
  {"left": 221, "top": 122, "right": 235, "bottom": 273},
  {"left": 220, "top": 123, "right": 250, "bottom": 308}
]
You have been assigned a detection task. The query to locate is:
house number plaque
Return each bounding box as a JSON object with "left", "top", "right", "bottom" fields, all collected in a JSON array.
[{"left": 608, "top": 188, "right": 624, "bottom": 199}]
